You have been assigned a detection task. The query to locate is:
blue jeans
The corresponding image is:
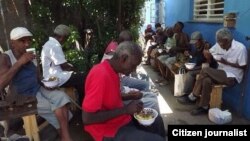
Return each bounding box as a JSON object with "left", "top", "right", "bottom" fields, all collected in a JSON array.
[
  {"left": 121, "top": 76, "right": 149, "bottom": 91},
  {"left": 122, "top": 91, "right": 160, "bottom": 112}
]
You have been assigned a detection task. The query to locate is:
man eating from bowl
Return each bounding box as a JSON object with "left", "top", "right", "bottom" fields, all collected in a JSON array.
[
  {"left": 178, "top": 28, "right": 247, "bottom": 115},
  {"left": 178, "top": 31, "right": 218, "bottom": 99},
  {"left": 82, "top": 41, "right": 165, "bottom": 141},
  {"left": 41, "top": 24, "right": 86, "bottom": 104}
]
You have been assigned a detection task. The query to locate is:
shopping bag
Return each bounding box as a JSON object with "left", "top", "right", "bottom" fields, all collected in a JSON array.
[{"left": 174, "top": 68, "right": 186, "bottom": 96}]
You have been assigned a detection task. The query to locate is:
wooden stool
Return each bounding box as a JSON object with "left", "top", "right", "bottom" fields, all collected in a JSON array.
[
  {"left": 22, "top": 114, "right": 40, "bottom": 141},
  {"left": 0, "top": 102, "right": 49, "bottom": 141},
  {"left": 0, "top": 102, "right": 45, "bottom": 141},
  {"left": 210, "top": 85, "right": 226, "bottom": 108}
]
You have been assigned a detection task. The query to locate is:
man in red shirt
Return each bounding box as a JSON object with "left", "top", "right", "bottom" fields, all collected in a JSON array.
[{"left": 82, "top": 41, "right": 164, "bottom": 141}]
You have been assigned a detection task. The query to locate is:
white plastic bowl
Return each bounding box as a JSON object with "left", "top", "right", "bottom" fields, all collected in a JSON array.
[
  {"left": 185, "top": 63, "right": 196, "bottom": 70},
  {"left": 42, "top": 77, "right": 59, "bottom": 88},
  {"left": 134, "top": 108, "right": 158, "bottom": 126}
]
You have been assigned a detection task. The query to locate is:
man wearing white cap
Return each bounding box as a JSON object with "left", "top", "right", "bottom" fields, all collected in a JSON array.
[
  {"left": 41, "top": 24, "right": 86, "bottom": 104},
  {"left": 0, "top": 27, "right": 73, "bottom": 141}
]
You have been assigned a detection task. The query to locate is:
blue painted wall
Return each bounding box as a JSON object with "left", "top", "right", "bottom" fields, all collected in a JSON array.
[
  {"left": 156, "top": 0, "right": 250, "bottom": 119},
  {"left": 164, "top": 0, "right": 250, "bottom": 45}
]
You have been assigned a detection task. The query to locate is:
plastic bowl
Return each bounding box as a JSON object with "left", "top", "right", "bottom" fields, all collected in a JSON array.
[
  {"left": 134, "top": 108, "right": 158, "bottom": 126},
  {"left": 185, "top": 63, "right": 196, "bottom": 70},
  {"left": 42, "top": 77, "right": 59, "bottom": 88}
]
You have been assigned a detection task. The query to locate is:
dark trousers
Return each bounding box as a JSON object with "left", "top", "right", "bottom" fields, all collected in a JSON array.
[
  {"left": 61, "top": 71, "right": 87, "bottom": 104},
  {"left": 133, "top": 115, "right": 166, "bottom": 139},
  {"left": 193, "top": 67, "right": 236, "bottom": 107},
  {"left": 183, "top": 69, "right": 201, "bottom": 95},
  {"left": 103, "top": 121, "right": 165, "bottom": 141}
]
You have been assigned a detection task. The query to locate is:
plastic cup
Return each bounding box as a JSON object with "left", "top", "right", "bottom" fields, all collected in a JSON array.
[
  {"left": 26, "top": 48, "right": 36, "bottom": 54},
  {"left": 26, "top": 48, "right": 37, "bottom": 66}
]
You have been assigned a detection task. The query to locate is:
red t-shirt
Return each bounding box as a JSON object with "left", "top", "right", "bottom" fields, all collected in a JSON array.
[{"left": 83, "top": 60, "right": 131, "bottom": 141}]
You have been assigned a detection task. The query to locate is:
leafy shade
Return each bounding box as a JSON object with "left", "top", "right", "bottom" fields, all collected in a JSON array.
[{"left": 28, "top": 0, "right": 147, "bottom": 72}]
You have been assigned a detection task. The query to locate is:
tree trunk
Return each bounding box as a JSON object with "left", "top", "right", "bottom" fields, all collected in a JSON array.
[{"left": 117, "top": 0, "right": 122, "bottom": 32}]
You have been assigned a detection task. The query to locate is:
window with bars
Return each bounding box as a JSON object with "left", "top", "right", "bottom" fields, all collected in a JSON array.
[{"left": 193, "top": 0, "right": 224, "bottom": 22}]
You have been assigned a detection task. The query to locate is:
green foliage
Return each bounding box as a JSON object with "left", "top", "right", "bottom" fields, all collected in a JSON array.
[
  {"left": 28, "top": 0, "right": 147, "bottom": 72},
  {"left": 63, "top": 26, "right": 80, "bottom": 50},
  {"left": 65, "top": 49, "right": 86, "bottom": 71}
]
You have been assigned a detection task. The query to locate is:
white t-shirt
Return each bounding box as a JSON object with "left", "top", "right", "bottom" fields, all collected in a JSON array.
[
  {"left": 41, "top": 37, "right": 72, "bottom": 86},
  {"left": 209, "top": 39, "right": 248, "bottom": 83}
]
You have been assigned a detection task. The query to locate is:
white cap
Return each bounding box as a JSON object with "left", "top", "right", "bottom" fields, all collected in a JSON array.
[{"left": 10, "top": 27, "right": 33, "bottom": 40}]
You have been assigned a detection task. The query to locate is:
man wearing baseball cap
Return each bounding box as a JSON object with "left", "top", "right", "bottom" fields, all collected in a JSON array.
[
  {"left": 178, "top": 31, "right": 218, "bottom": 112},
  {"left": 189, "top": 31, "right": 203, "bottom": 44},
  {"left": 0, "top": 27, "right": 73, "bottom": 141},
  {"left": 41, "top": 24, "right": 86, "bottom": 104}
]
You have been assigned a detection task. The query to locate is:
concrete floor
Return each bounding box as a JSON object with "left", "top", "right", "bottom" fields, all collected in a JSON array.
[
  {"left": 2, "top": 63, "right": 250, "bottom": 141},
  {"left": 142, "top": 64, "right": 250, "bottom": 125},
  {"left": 67, "top": 64, "right": 250, "bottom": 140}
]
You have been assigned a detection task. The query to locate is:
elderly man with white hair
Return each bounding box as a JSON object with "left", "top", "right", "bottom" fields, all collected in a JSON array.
[
  {"left": 178, "top": 28, "right": 248, "bottom": 116},
  {"left": 0, "top": 27, "right": 73, "bottom": 141},
  {"left": 41, "top": 24, "right": 86, "bottom": 104}
]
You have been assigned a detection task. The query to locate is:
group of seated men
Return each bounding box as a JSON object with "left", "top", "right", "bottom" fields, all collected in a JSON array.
[
  {"left": 0, "top": 25, "right": 167, "bottom": 140},
  {"left": 0, "top": 25, "right": 85, "bottom": 141},
  {"left": 0, "top": 21, "right": 248, "bottom": 140},
  {"left": 144, "top": 22, "right": 248, "bottom": 116}
]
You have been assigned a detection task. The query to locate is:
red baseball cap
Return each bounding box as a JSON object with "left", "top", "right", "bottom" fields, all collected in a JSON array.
[{"left": 105, "top": 41, "right": 118, "bottom": 54}]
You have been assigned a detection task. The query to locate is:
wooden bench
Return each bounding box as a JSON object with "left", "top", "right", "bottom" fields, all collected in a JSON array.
[
  {"left": 0, "top": 87, "right": 78, "bottom": 141},
  {"left": 170, "top": 63, "right": 182, "bottom": 75},
  {"left": 210, "top": 85, "right": 227, "bottom": 109}
]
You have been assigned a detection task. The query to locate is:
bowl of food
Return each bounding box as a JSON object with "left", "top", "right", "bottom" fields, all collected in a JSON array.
[
  {"left": 134, "top": 108, "right": 158, "bottom": 126},
  {"left": 42, "top": 76, "right": 59, "bottom": 88},
  {"left": 185, "top": 63, "right": 196, "bottom": 70}
]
